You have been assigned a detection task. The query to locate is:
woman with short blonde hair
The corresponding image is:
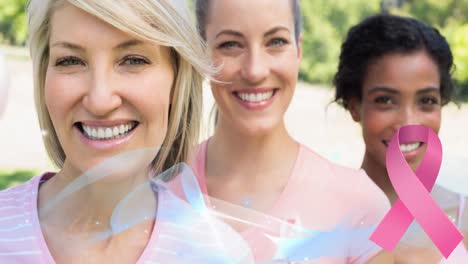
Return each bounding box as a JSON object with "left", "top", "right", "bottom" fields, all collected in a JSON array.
[
  {"left": 29, "top": 0, "right": 211, "bottom": 174},
  {"left": 0, "top": 0, "right": 225, "bottom": 263}
]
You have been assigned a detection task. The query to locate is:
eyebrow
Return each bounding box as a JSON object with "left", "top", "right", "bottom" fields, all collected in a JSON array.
[
  {"left": 50, "top": 39, "right": 145, "bottom": 51},
  {"left": 115, "top": 39, "right": 145, "bottom": 50},
  {"left": 215, "top": 30, "right": 244, "bottom": 39},
  {"left": 50, "top": 41, "right": 85, "bottom": 51},
  {"left": 215, "top": 26, "right": 291, "bottom": 39},
  {"left": 416, "top": 87, "right": 440, "bottom": 95},
  {"left": 367, "top": 86, "right": 440, "bottom": 95},
  {"left": 367, "top": 86, "right": 399, "bottom": 95},
  {"left": 264, "top": 26, "right": 290, "bottom": 37}
]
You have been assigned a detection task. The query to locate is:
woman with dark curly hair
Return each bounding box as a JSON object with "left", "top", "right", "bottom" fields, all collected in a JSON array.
[{"left": 334, "top": 14, "right": 468, "bottom": 263}]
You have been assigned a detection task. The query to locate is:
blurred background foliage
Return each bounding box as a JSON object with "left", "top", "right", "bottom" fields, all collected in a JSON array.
[
  {"left": 387, "top": 0, "right": 468, "bottom": 99},
  {"left": 0, "top": 0, "right": 27, "bottom": 46},
  {"left": 299, "top": 0, "right": 381, "bottom": 84},
  {"left": 298, "top": 0, "right": 468, "bottom": 99},
  {"left": 0, "top": 169, "right": 37, "bottom": 190}
]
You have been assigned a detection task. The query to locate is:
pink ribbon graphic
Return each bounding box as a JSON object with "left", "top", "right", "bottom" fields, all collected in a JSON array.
[{"left": 370, "top": 125, "right": 463, "bottom": 258}]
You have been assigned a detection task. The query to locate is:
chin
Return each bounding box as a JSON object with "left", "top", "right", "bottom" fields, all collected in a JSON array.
[
  {"left": 239, "top": 118, "right": 280, "bottom": 135},
  {"left": 407, "top": 159, "right": 423, "bottom": 171},
  {"left": 242, "top": 124, "right": 277, "bottom": 137},
  {"left": 68, "top": 153, "right": 153, "bottom": 181}
]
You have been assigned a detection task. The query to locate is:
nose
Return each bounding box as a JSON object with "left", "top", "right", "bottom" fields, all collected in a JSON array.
[
  {"left": 395, "top": 105, "right": 421, "bottom": 130},
  {"left": 240, "top": 48, "right": 269, "bottom": 84},
  {"left": 82, "top": 68, "right": 122, "bottom": 117}
]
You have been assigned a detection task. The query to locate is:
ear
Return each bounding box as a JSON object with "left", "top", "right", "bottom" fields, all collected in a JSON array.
[{"left": 348, "top": 97, "right": 362, "bottom": 122}]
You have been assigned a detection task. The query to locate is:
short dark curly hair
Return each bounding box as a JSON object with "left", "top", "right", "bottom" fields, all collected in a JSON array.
[{"left": 333, "top": 14, "right": 455, "bottom": 109}]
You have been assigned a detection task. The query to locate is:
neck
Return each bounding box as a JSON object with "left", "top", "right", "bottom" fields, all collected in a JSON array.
[
  {"left": 207, "top": 116, "right": 299, "bottom": 185},
  {"left": 38, "top": 163, "right": 156, "bottom": 235},
  {"left": 361, "top": 151, "right": 397, "bottom": 204}
]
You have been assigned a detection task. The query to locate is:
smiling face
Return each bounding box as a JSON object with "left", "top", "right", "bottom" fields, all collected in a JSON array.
[
  {"left": 349, "top": 50, "right": 442, "bottom": 170},
  {"left": 204, "top": 0, "right": 302, "bottom": 135},
  {"left": 45, "top": 4, "right": 174, "bottom": 175}
]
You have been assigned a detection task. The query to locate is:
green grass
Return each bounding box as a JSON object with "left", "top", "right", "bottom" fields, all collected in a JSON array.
[{"left": 0, "top": 169, "right": 37, "bottom": 190}]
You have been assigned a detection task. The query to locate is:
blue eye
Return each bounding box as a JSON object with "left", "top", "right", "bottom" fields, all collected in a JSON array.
[
  {"left": 122, "top": 56, "right": 150, "bottom": 66},
  {"left": 55, "top": 56, "right": 84, "bottom": 66},
  {"left": 218, "top": 41, "right": 241, "bottom": 50},
  {"left": 268, "top": 38, "right": 288, "bottom": 47}
]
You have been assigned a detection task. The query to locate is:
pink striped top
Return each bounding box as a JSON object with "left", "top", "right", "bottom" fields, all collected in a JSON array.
[{"left": 0, "top": 173, "right": 254, "bottom": 263}]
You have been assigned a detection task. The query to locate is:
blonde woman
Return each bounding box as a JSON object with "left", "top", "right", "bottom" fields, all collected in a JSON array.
[{"left": 0, "top": 0, "right": 237, "bottom": 263}]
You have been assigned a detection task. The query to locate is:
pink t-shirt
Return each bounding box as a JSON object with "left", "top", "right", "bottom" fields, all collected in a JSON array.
[
  {"left": 193, "top": 141, "right": 391, "bottom": 263},
  {"left": 0, "top": 173, "right": 254, "bottom": 263}
]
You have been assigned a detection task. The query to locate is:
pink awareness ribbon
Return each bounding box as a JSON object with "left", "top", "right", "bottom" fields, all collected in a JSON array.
[{"left": 370, "top": 125, "right": 464, "bottom": 258}]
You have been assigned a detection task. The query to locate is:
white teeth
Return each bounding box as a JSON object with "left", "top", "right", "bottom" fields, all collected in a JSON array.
[
  {"left": 113, "top": 127, "right": 119, "bottom": 137},
  {"left": 81, "top": 122, "right": 136, "bottom": 140},
  {"left": 105, "top": 128, "right": 112, "bottom": 138},
  {"left": 237, "top": 91, "right": 274, "bottom": 103},
  {"left": 400, "top": 142, "right": 421, "bottom": 152}
]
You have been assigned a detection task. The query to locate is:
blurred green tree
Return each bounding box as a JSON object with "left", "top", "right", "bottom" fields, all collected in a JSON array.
[
  {"left": 299, "top": 0, "right": 381, "bottom": 84},
  {"left": 451, "top": 25, "right": 468, "bottom": 99},
  {"left": 0, "top": 0, "right": 28, "bottom": 45},
  {"left": 0, "top": 169, "right": 36, "bottom": 190},
  {"left": 389, "top": 0, "right": 468, "bottom": 99}
]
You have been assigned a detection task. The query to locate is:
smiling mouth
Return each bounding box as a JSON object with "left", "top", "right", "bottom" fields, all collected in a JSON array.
[
  {"left": 75, "top": 121, "right": 139, "bottom": 140},
  {"left": 382, "top": 140, "right": 423, "bottom": 152},
  {"left": 233, "top": 89, "right": 278, "bottom": 103}
]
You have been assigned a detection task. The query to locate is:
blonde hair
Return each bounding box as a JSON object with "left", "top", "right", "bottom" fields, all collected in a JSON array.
[{"left": 27, "top": 0, "right": 212, "bottom": 176}]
